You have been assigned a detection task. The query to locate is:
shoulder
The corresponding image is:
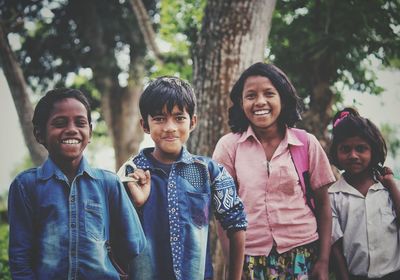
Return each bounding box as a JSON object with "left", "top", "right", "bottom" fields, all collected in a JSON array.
[
  {"left": 12, "top": 168, "right": 39, "bottom": 186},
  {"left": 90, "top": 168, "right": 121, "bottom": 185},
  {"left": 217, "top": 132, "right": 242, "bottom": 145}
]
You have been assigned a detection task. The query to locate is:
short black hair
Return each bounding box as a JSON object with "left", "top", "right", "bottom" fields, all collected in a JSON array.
[
  {"left": 139, "top": 76, "right": 196, "bottom": 129},
  {"left": 32, "top": 88, "right": 92, "bottom": 138},
  {"left": 228, "top": 62, "right": 303, "bottom": 133},
  {"left": 329, "top": 107, "right": 387, "bottom": 170}
]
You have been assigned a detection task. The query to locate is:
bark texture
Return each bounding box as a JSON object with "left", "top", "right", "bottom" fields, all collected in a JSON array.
[
  {"left": 0, "top": 23, "right": 47, "bottom": 166},
  {"left": 189, "top": 0, "right": 276, "bottom": 156}
]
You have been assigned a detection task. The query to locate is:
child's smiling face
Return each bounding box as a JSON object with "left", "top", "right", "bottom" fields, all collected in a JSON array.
[
  {"left": 41, "top": 98, "right": 92, "bottom": 167},
  {"left": 336, "top": 136, "right": 372, "bottom": 175},
  {"left": 241, "top": 75, "right": 282, "bottom": 132},
  {"left": 142, "top": 105, "right": 196, "bottom": 164}
]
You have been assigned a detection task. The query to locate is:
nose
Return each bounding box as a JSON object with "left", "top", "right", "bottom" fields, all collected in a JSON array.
[
  {"left": 163, "top": 118, "right": 177, "bottom": 132},
  {"left": 255, "top": 94, "right": 267, "bottom": 106},
  {"left": 65, "top": 122, "right": 78, "bottom": 134},
  {"left": 348, "top": 149, "right": 359, "bottom": 159}
]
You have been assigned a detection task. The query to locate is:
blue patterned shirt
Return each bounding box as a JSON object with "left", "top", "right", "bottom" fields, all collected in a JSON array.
[{"left": 118, "top": 147, "right": 247, "bottom": 280}]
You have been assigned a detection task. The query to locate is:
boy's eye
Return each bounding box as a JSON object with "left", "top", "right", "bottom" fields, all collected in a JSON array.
[
  {"left": 51, "top": 118, "right": 67, "bottom": 128},
  {"left": 152, "top": 116, "right": 165, "bottom": 122},
  {"left": 176, "top": 116, "right": 187, "bottom": 121},
  {"left": 75, "top": 118, "right": 89, "bottom": 127}
]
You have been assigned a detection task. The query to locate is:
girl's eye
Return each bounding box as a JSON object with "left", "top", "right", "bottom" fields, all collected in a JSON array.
[
  {"left": 355, "top": 145, "right": 369, "bottom": 153},
  {"left": 176, "top": 116, "right": 186, "bottom": 121},
  {"left": 339, "top": 146, "right": 351, "bottom": 153},
  {"left": 244, "top": 92, "right": 256, "bottom": 99}
]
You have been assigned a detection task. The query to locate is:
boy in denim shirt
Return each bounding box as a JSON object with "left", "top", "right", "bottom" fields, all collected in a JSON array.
[
  {"left": 8, "top": 88, "right": 146, "bottom": 279},
  {"left": 117, "top": 77, "right": 247, "bottom": 280}
]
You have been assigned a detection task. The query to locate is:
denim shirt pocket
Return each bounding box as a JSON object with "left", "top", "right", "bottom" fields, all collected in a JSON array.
[
  {"left": 186, "top": 192, "right": 210, "bottom": 228},
  {"left": 85, "top": 200, "right": 105, "bottom": 240}
]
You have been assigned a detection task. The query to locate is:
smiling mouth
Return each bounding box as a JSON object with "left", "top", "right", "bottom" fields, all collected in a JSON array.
[
  {"left": 61, "top": 139, "right": 81, "bottom": 144},
  {"left": 254, "top": 109, "right": 271, "bottom": 115}
]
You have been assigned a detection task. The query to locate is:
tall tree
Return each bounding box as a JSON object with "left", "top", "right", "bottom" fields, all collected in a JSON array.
[
  {"left": 188, "top": 0, "right": 276, "bottom": 278},
  {"left": 188, "top": 0, "right": 277, "bottom": 155},
  {"left": 269, "top": 0, "right": 400, "bottom": 147},
  {"left": 0, "top": 0, "right": 157, "bottom": 169},
  {"left": 0, "top": 23, "right": 47, "bottom": 166}
]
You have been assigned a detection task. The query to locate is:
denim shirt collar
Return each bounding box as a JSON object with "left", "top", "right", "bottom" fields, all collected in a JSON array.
[
  {"left": 37, "top": 157, "right": 98, "bottom": 182},
  {"left": 134, "top": 147, "right": 195, "bottom": 169}
]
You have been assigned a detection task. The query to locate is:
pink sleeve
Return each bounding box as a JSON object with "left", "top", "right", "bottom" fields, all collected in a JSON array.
[
  {"left": 212, "top": 135, "right": 237, "bottom": 183},
  {"left": 307, "top": 133, "right": 336, "bottom": 190}
]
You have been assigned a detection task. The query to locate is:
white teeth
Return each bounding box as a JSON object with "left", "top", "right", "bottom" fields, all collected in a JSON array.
[
  {"left": 254, "top": 110, "right": 270, "bottom": 115},
  {"left": 62, "top": 139, "right": 80, "bottom": 144}
]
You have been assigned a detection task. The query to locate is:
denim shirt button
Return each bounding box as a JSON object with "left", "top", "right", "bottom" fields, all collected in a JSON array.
[
  {"left": 71, "top": 223, "right": 76, "bottom": 228},
  {"left": 70, "top": 195, "right": 75, "bottom": 203}
]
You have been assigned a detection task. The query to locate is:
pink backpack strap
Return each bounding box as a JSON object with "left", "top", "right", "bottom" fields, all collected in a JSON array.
[{"left": 289, "top": 128, "right": 315, "bottom": 212}]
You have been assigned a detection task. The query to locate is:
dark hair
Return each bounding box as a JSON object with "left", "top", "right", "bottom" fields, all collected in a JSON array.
[
  {"left": 228, "top": 62, "right": 303, "bottom": 133},
  {"left": 139, "top": 76, "right": 196, "bottom": 129},
  {"left": 329, "top": 107, "right": 387, "bottom": 170},
  {"left": 32, "top": 88, "right": 92, "bottom": 136}
]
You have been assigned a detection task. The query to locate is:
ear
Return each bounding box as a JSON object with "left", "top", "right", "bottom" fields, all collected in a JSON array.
[
  {"left": 140, "top": 119, "right": 150, "bottom": 134},
  {"left": 189, "top": 114, "right": 197, "bottom": 131},
  {"left": 34, "top": 128, "right": 46, "bottom": 146},
  {"left": 88, "top": 124, "right": 93, "bottom": 143}
]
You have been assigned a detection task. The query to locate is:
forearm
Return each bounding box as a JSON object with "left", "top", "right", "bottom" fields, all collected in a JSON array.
[
  {"left": 227, "top": 230, "right": 245, "bottom": 280},
  {"left": 331, "top": 239, "right": 350, "bottom": 280},
  {"left": 315, "top": 186, "right": 332, "bottom": 263},
  {"left": 387, "top": 181, "right": 400, "bottom": 223}
]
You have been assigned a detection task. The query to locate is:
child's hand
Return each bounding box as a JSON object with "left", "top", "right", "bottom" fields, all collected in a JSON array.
[
  {"left": 126, "top": 169, "right": 151, "bottom": 207},
  {"left": 376, "top": 166, "right": 396, "bottom": 191}
]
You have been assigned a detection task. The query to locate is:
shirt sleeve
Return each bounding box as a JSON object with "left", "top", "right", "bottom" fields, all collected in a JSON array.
[
  {"left": 208, "top": 160, "right": 247, "bottom": 231},
  {"left": 8, "top": 177, "right": 36, "bottom": 279},
  {"left": 212, "top": 136, "right": 237, "bottom": 183},
  {"left": 330, "top": 193, "right": 344, "bottom": 244},
  {"left": 109, "top": 174, "right": 147, "bottom": 261},
  {"left": 307, "top": 133, "right": 336, "bottom": 190}
]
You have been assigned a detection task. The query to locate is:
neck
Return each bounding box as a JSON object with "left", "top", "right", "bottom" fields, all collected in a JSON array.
[
  {"left": 252, "top": 124, "right": 285, "bottom": 143},
  {"left": 51, "top": 156, "right": 81, "bottom": 183},
  {"left": 344, "top": 170, "right": 375, "bottom": 195}
]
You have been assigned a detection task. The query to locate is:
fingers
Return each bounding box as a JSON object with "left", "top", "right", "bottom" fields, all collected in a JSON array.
[{"left": 127, "top": 169, "right": 150, "bottom": 186}]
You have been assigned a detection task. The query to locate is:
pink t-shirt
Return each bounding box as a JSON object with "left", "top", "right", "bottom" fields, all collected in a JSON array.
[{"left": 213, "top": 126, "right": 335, "bottom": 255}]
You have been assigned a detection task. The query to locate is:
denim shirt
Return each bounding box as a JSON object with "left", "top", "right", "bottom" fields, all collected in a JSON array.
[
  {"left": 118, "top": 147, "right": 247, "bottom": 280},
  {"left": 8, "top": 157, "right": 146, "bottom": 280}
]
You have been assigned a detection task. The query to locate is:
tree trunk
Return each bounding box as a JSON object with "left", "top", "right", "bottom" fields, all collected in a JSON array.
[
  {"left": 100, "top": 64, "right": 144, "bottom": 169},
  {"left": 75, "top": 0, "right": 144, "bottom": 170},
  {"left": 189, "top": 0, "right": 276, "bottom": 156},
  {"left": 189, "top": 1, "right": 276, "bottom": 278},
  {"left": 0, "top": 23, "right": 47, "bottom": 166}
]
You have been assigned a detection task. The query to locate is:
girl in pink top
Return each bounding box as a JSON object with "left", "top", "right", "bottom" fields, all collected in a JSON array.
[{"left": 213, "top": 62, "right": 335, "bottom": 280}]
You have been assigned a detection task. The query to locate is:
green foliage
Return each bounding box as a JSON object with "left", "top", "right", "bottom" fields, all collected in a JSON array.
[
  {"left": 269, "top": 0, "right": 400, "bottom": 101},
  {"left": 380, "top": 123, "right": 400, "bottom": 158},
  {"left": 147, "top": 0, "right": 205, "bottom": 81},
  {"left": 0, "top": 224, "right": 10, "bottom": 280}
]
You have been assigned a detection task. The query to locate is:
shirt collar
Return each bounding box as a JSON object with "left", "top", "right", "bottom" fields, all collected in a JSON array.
[
  {"left": 237, "top": 126, "right": 301, "bottom": 146},
  {"left": 133, "top": 146, "right": 195, "bottom": 169},
  {"left": 38, "top": 156, "right": 97, "bottom": 181},
  {"left": 328, "top": 175, "right": 385, "bottom": 197}
]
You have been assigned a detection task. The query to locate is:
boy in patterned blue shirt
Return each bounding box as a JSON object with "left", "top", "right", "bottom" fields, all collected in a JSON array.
[{"left": 118, "top": 77, "right": 247, "bottom": 280}]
